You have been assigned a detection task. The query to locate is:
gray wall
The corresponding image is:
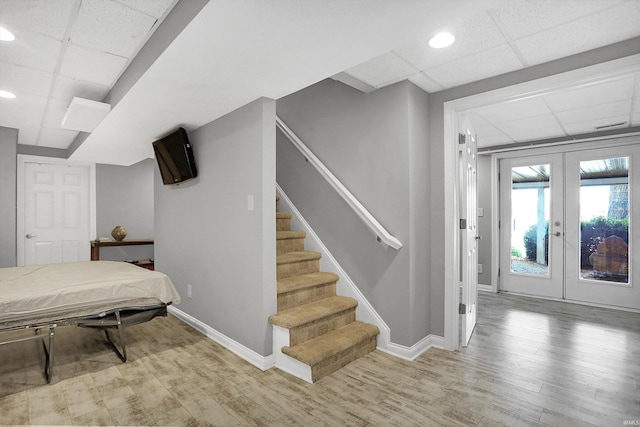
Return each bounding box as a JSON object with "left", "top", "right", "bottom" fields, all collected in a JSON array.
[
  {"left": 477, "top": 154, "right": 492, "bottom": 286},
  {"left": 0, "top": 127, "right": 18, "bottom": 267},
  {"left": 96, "top": 159, "right": 155, "bottom": 261},
  {"left": 155, "top": 98, "right": 276, "bottom": 356},
  {"left": 427, "top": 37, "right": 640, "bottom": 334},
  {"left": 276, "top": 79, "right": 430, "bottom": 346}
]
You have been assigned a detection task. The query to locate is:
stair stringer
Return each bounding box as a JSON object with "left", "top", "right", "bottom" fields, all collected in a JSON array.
[{"left": 275, "top": 184, "right": 391, "bottom": 350}]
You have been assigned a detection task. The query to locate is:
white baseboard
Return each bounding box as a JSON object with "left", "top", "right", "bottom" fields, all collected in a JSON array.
[
  {"left": 168, "top": 306, "right": 274, "bottom": 371},
  {"left": 378, "top": 334, "right": 444, "bottom": 361},
  {"left": 478, "top": 284, "right": 493, "bottom": 292}
]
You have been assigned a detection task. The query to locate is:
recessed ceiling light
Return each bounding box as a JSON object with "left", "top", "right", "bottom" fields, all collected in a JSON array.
[
  {"left": 0, "top": 26, "right": 15, "bottom": 42},
  {"left": 0, "top": 90, "right": 16, "bottom": 99},
  {"left": 429, "top": 32, "right": 455, "bottom": 49}
]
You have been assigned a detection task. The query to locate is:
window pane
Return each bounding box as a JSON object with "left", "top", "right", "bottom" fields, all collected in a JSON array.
[
  {"left": 579, "top": 157, "right": 629, "bottom": 284},
  {"left": 511, "top": 165, "right": 550, "bottom": 277}
]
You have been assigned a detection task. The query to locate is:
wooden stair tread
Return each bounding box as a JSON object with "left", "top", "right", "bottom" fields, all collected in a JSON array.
[
  {"left": 278, "top": 272, "right": 339, "bottom": 295},
  {"left": 277, "top": 230, "right": 306, "bottom": 240},
  {"left": 269, "top": 296, "right": 356, "bottom": 328},
  {"left": 276, "top": 212, "right": 291, "bottom": 219},
  {"left": 282, "top": 321, "right": 379, "bottom": 366},
  {"left": 277, "top": 251, "right": 321, "bottom": 265}
]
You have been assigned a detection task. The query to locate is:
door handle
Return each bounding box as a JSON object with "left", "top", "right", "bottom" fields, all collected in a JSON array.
[
  {"left": 475, "top": 236, "right": 482, "bottom": 240},
  {"left": 553, "top": 231, "right": 561, "bottom": 237},
  {"left": 26, "top": 234, "right": 38, "bottom": 239}
]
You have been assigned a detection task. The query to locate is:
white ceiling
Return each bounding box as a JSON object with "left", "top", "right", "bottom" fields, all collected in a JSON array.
[
  {"left": 341, "top": 0, "right": 640, "bottom": 148},
  {"left": 0, "top": 0, "right": 639, "bottom": 164},
  {"left": 0, "top": 0, "right": 177, "bottom": 150}
]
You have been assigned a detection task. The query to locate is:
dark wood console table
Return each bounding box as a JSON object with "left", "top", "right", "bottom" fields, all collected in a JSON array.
[{"left": 90, "top": 239, "right": 154, "bottom": 270}]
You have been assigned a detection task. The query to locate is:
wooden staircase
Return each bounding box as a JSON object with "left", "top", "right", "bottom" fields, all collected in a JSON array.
[{"left": 269, "top": 199, "right": 379, "bottom": 382}]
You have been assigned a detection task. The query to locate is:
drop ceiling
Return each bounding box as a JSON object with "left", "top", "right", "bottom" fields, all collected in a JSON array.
[
  {"left": 0, "top": 0, "right": 177, "bottom": 150},
  {"left": 0, "top": 0, "right": 639, "bottom": 165}
]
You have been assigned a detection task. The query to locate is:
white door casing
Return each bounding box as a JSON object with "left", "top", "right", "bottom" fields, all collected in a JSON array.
[{"left": 17, "top": 155, "right": 96, "bottom": 266}]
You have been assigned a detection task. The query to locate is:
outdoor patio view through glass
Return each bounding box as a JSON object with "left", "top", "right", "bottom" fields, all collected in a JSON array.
[
  {"left": 510, "top": 164, "right": 550, "bottom": 277},
  {"left": 579, "top": 157, "right": 629, "bottom": 284}
]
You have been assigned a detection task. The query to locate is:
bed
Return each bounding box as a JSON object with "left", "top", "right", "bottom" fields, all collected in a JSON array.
[{"left": 0, "top": 261, "right": 181, "bottom": 383}]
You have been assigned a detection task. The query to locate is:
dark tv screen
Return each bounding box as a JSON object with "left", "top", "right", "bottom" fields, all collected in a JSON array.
[{"left": 152, "top": 127, "right": 197, "bottom": 185}]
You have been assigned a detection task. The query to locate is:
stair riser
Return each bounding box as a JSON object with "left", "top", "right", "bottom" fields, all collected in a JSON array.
[
  {"left": 276, "top": 218, "right": 291, "bottom": 231},
  {"left": 289, "top": 309, "right": 356, "bottom": 346},
  {"left": 311, "top": 336, "right": 377, "bottom": 382},
  {"left": 278, "top": 282, "right": 336, "bottom": 312},
  {"left": 277, "top": 259, "right": 319, "bottom": 279},
  {"left": 277, "top": 238, "right": 305, "bottom": 255}
]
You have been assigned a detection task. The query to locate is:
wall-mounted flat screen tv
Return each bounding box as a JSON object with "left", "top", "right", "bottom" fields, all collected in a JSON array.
[{"left": 152, "top": 127, "right": 197, "bottom": 185}]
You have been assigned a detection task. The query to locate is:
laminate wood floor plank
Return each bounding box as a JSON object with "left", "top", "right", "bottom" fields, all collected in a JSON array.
[{"left": 1, "top": 292, "right": 639, "bottom": 426}]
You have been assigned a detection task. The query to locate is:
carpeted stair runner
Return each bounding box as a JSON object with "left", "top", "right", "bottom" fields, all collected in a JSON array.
[{"left": 270, "top": 197, "right": 379, "bottom": 382}]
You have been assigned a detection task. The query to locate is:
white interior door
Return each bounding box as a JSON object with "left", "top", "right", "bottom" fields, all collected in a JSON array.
[
  {"left": 565, "top": 144, "right": 640, "bottom": 310},
  {"left": 459, "top": 116, "right": 478, "bottom": 346},
  {"left": 499, "top": 154, "right": 564, "bottom": 299},
  {"left": 21, "top": 161, "right": 91, "bottom": 265}
]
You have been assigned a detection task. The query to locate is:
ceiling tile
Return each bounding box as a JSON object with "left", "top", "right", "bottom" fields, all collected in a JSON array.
[
  {"left": 477, "top": 132, "right": 515, "bottom": 147},
  {"left": 495, "top": 113, "right": 565, "bottom": 141},
  {"left": 563, "top": 114, "right": 631, "bottom": 135},
  {"left": 394, "top": 11, "right": 507, "bottom": 71},
  {"left": 116, "top": 0, "right": 177, "bottom": 18},
  {"left": 50, "top": 75, "right": 110, "bottom": 103},
  {"left": 468, "top": 112, "right": 515, "bottom": 147},
  {"left": 0, "top": 63, "right": 53, "bottom": 96},
  {"left": 0, "top": 28, "right": 62, "bottom": 73},
  {"left": 37, "top": 127, "right": 79, "bottom": 149},
  {"left": 554, "top": 99, "right": 632, "bottom": 125},
  {"left": 514, "top": 1, "right": 640, "bottom": 66},
  {"left": 408, "top": 72, "right": 443, "bottom": 93},
  {"left": 423, "top": 43, "right": 523, "bottom": 89},
  {"left": 475, "top": 96, "right": 552, "bottom": 124},
  {"left": 70, "top": 0, "right": 158, "bottom": 58},
  {"left": 59, "top": 44, "right": 128, "bottom": 87},
  {"left": 345, "top": 52, "right": 417, "bottom": 88},
  {"left": 42, "top": 98, "right": 70, "bottom": 128},
  {"left": 544, "top": 76, "right": 635, "bottom": 112},
  {"left": 0, "top": 0, "right": 76, "bottom": 40},
  {"left": 491, "top": 0, "right": 625, "bottom": 40},
  {"left": 0, "top": 93, "right": 47, "bottom": 145}
]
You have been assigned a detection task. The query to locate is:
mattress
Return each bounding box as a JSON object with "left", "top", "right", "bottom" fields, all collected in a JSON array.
[{"left": 0, "top": 261, "right": 181, "bottom": 328}]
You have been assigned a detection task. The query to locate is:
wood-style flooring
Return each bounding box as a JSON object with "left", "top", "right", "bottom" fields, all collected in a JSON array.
[{"left": 1, "top": 292, "right": 638, "bottom": 426}]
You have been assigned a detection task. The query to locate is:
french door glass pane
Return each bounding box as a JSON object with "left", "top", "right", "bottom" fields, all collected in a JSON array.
[
  {"left": 579, "top": 157, "right": 629, "bottom": 284},
  {"left": 511, "top": 164, "right": 550, "bottom": 276}
]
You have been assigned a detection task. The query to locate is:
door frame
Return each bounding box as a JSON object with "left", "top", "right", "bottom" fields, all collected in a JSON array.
[
  {"left": 17, "top": 155, "right": 97, "bottom": 266},
  {"left": 443, "top": 54, "right": 640, "bottom": 351}
]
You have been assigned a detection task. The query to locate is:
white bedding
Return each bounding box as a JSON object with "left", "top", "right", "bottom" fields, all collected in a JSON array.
[{"left": 0, "top": 261, "right": 181, "bottom": 328}]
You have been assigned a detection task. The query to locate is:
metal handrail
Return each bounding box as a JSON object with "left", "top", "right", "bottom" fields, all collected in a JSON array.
[{"left": 276, "top": 116, "right": 402, "bottom": 250}]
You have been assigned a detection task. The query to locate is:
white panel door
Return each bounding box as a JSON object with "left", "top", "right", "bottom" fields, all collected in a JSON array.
[
  {"left": 458, "top": 115, "right": 478, "bottom": 347},
  {"left": 23, "top": 162, "right": 91, "bottom": 265}
]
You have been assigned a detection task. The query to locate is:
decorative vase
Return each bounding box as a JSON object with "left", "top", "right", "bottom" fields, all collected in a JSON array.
[{"left": 111, "top": 225, "right": 127, "bottom": 241}]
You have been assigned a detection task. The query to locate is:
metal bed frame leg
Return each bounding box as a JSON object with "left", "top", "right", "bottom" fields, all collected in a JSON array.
[
  {"left": 104, "top": 310, "right": 127, "bottom": 362},
  {"left": 36, "top": 326, "right": 55, "bottom": 384}
]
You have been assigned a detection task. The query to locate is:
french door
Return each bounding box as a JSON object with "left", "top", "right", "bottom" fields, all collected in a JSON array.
[{"left": 500, "top": 144, "right": 640, "bottom": 310}]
